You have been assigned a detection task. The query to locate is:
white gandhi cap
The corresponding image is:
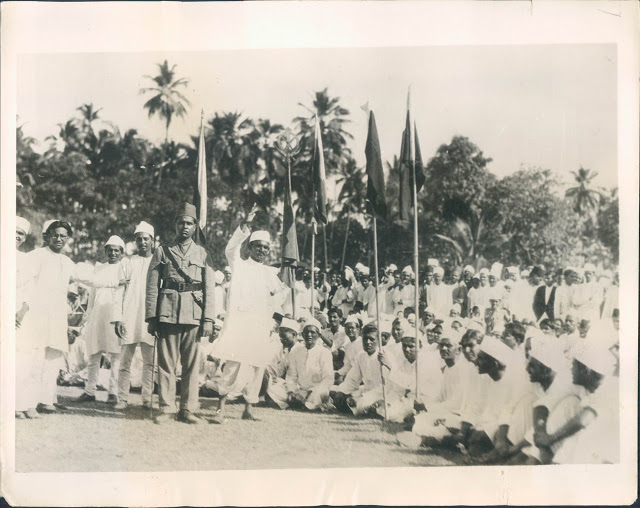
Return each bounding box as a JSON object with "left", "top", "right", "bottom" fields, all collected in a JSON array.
[
  {"left": 16, "top": 216, "right": 30, "bottom": 234},
  {"left": 134, "top": 221, "right": 154, "bottom": 237},
  {"left": 105, "top": 235, "right": 125, "bottom": 250},
  {"left": 479, "top": 337, "right": 514, "bottom": 366},
  {"left": 249, "top": 230, "right": 271, "bottom": 245}
]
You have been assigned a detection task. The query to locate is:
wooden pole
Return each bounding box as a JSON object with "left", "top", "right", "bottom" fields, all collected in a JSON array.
[
  {"left": 311, "top": 217, "right": 317, "bottom": 318},
  {"left": 373, "top": 217, "right": 388, "bottom": 421},
  {"left": 412, "top": 150, "right": 420, "bottom": 403}
]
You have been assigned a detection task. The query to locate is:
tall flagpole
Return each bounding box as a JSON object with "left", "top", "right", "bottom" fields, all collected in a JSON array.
[
  {"left": 311, "top": 214, "right": 317, "bottom": 318},
  {"left": 408, "top": 87, "right": 421, "bottom": 403},
  {"left": 373, "top": 217, "right": 388, "bottom": 421}
]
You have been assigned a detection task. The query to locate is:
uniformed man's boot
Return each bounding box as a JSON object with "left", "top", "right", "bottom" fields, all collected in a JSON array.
[{"left": 177, "top": 409, "right": 201, "bottom": 424}]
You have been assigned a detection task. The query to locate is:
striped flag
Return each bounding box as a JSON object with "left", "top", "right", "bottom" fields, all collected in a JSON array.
[
  {"left": 194, "top": 111, "right": 208, "bottom": 245},
  {"left": 365, "top": 110, "right": 388, "bottom": 220},
  {"left": 312, "top": 113, "right": 328, "bottom": 224}
]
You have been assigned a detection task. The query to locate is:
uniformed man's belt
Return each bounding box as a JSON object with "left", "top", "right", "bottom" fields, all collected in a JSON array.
[{"left": 162, "top": 280, "right": 202, "bottom": 292}]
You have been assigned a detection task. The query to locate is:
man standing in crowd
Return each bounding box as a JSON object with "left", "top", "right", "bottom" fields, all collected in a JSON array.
[
  {"left": 145, "top": 203, "right": 216, "bottom": 424},
  {"left": 113, "top": 221, "right": 156, "bottom": 410},
  {"left": 533, "top": 268, "right": 557, "bottom": 321},
  {"left": 76, "top": 236, "right": 127, "bottom": 404},
  {"left": 210, "top": 204, "right": 289, "bottom": 423}
]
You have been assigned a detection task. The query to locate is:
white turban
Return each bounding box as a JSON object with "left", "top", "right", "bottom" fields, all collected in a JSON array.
[
  {"left": 479, "top": 337, "right": 514, "bottom": 366},
  {"left": 16, "top": 216, "right": 30, "bottom": 234},
  {"left": 433, "top": 266, "right": 445, "bottom": 277},
  {"left": 387, "top": 264, "right": 398, "bottom": 272},
  {"left": 490, "top": 262, "right": 504, "bottom": 277},
  {"left": 105, "top": 235, "right": 125, "bottom": 250},
  {"left": 214, "top": 270, "right": 225, "bottom": 285},
  {"left": 529, "top": 340, "right": 566, "bottom": 374},
  {"left": 344, "top": 314, "right": 361, "bottom": 326},
  {"left": 427, "top": 258, "right": 439, "bottom": 267},
  {"left": 249, "top": 230, "right": 271, "bottom": 245},
  {"left": 463, "top": 265, "right": 475, "bottom": 275},
  {"left": 134, "top": 221, "right": 155, "bottom": 237},
  {"left": 280, "top": 317, "right": 300, "bottom": 333},
  {"left": 303, "top": 317, "right": 323, "bottom": 332},
  {"left": 402, "top": 265, "right": 414, "bottom": 275},
  {"left": 572, "top": 342, "right": 614, "bottom": 376},
  {"left": 479, "top": 268, "right": 489, "bottom": 276},
  {"left": 355, "top": 262, "right": 366, "bottom": 272},
  {"left": 360, "top": 266, "right": 370, "bottom": 276}
]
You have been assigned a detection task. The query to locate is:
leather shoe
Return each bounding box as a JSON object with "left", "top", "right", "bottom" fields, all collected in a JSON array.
[
  {"left": 177, "top": 410, "right": 201, "bottom": 424},
  {"left": 154, "top": 412, "right": 175, "bottom": 425},
  {"left": 37, "top": 404, "right": 58, "bottom": 414},
  {"left": 25, "top": 408, "right": 39, "bottom": 419},
  {"left": 75, "top": 392, "right": 96, "bottom": 403},
  {"left": 107, "top": 394, "right": 118, "bottom": 404}
]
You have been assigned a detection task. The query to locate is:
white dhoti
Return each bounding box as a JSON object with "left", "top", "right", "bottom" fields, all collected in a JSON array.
[
  {"left": 217, "top": 361, "right": 264, "bottom": 404},
  {"left": 16, "top": 348, "right": 44, "bottom": 412},
  {"left": 413, "top": 406, "right": 464, "bottom": 439},
  {"left": 266, "top": 378, "right": 290, "bottom": 409},
  {"left": 40, "top": 347, "right": 64, "bottom": 406}
]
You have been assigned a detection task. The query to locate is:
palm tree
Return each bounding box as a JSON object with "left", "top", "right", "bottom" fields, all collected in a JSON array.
[
  {"left": 335, "top": 157, "right": 366, "bottom": 269},
  {"left": 76, "top": 103, "right": 102, "bottom": 133},
  {"left": 434, "top": 206, "right": 510, "bottom": 267},
  {"left": 140, "top": 60, "right": 191, "bottom": 144},
  {"left": 565, "top": 167, "right": 604, "bottom": 218}
]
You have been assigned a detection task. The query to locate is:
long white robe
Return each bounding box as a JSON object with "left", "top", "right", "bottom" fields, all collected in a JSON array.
[
  {"left": 20, "top": 247, "right": 120, "bottom": 352},
  {"left": 84, "top": 263, "right": 123, "bottom": 357},
  {"left": 112, "top": 254, "right": 154, "bottom": 346},
  {"left": 211, "top": 226, "right": 289, "bottom": 367}
]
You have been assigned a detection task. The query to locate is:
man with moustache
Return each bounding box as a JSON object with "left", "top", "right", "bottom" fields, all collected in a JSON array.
[{"left": 112, "top": 221, "right": 156, "bottom": 410}]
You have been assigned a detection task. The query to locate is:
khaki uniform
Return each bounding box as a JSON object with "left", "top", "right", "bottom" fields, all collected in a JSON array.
[{"left": 146, "top": 239, "right": 215, "bottom": 413}]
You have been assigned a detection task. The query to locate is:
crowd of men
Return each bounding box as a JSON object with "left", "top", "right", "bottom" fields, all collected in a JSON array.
[{"left": 15, "top": 203, "right": 620, "bottom": 464}]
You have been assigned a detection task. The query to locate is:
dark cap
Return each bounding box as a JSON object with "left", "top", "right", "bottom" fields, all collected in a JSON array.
[{"left": 174, "top": 202, "right": 197, "bottom": 221}]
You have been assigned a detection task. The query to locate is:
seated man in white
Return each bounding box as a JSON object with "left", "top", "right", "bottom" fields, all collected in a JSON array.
[
  {"left": 330, "top": 322, "right": 387, "bottom": 416},
  {"left": 265, "top": 318, "right": 301, "bottom": 409},
  {"left": 334, "top": 314, "right": 363, "bottom": 383},
  {"left": 285, "top": 318, "right": 334, "bottom": 411}
]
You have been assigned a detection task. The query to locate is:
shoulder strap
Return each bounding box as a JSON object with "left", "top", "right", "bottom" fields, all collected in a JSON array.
[{"left": 164, "top": 245, "right": 195, "bottom": 284}]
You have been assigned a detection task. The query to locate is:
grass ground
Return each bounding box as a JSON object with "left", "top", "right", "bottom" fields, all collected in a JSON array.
[{"left": 15, "top": 386, "right": 459, "bottom": 472}]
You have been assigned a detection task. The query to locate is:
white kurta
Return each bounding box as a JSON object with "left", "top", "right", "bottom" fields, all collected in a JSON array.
[
  {"left": 211, "top": 226, "right": 288, "bottom": 367},
  {"left": 429, "top": 283, "right": 454, "bottom": 319},
  {"left": 330, "top": 286, "right": 356, "bottom": 316},
  {"left": 390, "top": 284, "right": 416, "bottom": 316},
  {"left": 20, "top": 247, "right": 119, "bottom": 352},
  {"left": 84, "top": 263, "right": 123, "bottom": 357},
  {"left": 285, "top": 342, "right": 333, "bottom": 393},
  {"left": 112, "top": 255, "right": 155, "bottom": 346},
  {"left": 337, "top": 338, "right": 363, "bottom": 376}
]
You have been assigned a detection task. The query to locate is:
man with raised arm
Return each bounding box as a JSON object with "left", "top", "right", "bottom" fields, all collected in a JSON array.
[{"left": 210, "top": 205, "right": 289, "bottom": 423}]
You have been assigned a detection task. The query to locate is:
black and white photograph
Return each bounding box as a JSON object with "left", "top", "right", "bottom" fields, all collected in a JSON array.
[{"left": 1, "top": 2, "right": 638, "bottom": 506}]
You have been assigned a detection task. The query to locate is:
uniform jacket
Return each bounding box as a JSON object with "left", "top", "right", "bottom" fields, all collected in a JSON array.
[{"left": 145, "top": 239, "right": 215, "bottom": 326}]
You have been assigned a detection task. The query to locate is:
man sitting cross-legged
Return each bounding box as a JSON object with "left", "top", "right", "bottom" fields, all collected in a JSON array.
[
  {"left": 330, "top": 323, "right": 388, "bottom": 416},
  {"left": 285, "top": 319, "right": 334, "bottom": 411},
  {"left": 265, "top": 318, "right": 300, "bottom": 409}
]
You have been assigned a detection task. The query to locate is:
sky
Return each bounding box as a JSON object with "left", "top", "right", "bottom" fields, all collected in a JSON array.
[{"left": 17, "top": 44, "right": 617, "bottom": 190}]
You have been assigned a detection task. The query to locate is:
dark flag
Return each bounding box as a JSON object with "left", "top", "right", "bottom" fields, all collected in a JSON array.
[
  {"left": 313, "top": 114, "right": 328, "bottom": 224},
  {"left": 399, "top": 94, "right": 426, "bottom": 222},
  {"left": 194, "top": 111, "right": 208, "bottom": 245},
  {"left": 280, "top": 176, "right": 300, "bottom": 289},
  {"left": 365, "top": 110, "right": 388, "bottom": 220}
]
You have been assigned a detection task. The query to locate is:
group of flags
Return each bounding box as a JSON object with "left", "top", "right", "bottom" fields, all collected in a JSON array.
[{"left": 192, "top": 91, "right": 428, "bottom": 273}]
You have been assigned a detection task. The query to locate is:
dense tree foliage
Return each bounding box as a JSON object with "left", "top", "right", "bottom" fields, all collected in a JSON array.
[{"left": 16, "top": 66, "right": 618, "bottom": 272}]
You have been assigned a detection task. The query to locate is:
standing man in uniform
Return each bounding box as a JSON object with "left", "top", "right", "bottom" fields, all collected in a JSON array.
[{"left": 145, "top": 203, "right": 215, "bottom": 424}]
